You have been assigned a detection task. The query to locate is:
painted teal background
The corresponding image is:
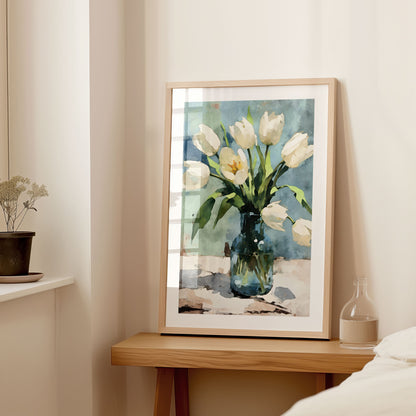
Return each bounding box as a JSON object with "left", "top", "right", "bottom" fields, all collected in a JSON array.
[{"left": 181, "top": 99, "right": 314, "bottom": 260}]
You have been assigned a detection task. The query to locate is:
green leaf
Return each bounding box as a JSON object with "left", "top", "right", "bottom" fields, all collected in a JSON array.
[
  {"left": 253, "top": 170, "right": 263, "bottom": 191},
  {"left": 207, "top": 157, "right": 221, "bottom": 175},
  {"left": 282, "top": 185, "right": 312, "bottom": 215},
  {"left": 253, "top": 147, "right": 266, "bottom": 190},
  {"left": 257, "top": 153, "right": 275, "bottom": 197},
  {"left": 214, "top": 193, "right": 235, "bottom": 226},
  {"left": 242, "top": 183, "right": 253, "bottom": 200},
  {"left": 191, "top": 191, "right": 222, "bottom": 239},
  {"left": 270, "top": 186, "right": 278, "bottom": 195},
  {"left": 225, "top": 192, "right": 245, "bottom": 209},
  {"left": 301, "top": 199, "right": 312, "bottom": 215},
  {"left": 265, "top": 150, "right": 273, "bottom": 177},
  {"left": 220, "top": 122, "right": 229, "bottom": 147},
  {"left": 256, "top": 145, "right": 265, "bottom": 169},
  {"left": 209, "top": 190, "right": 224, "bottom": 199},
  {"left": 213, "top": 191, "right": 246, "bottom": 228},
  {"left": 214, "top": 198, "right": 233, "bottom": 227},
  {"left": 246, "top": 106, "right": 254, "bottom": 125},
  {"left": 252, "top": 153, "right": 258, "bottom": 172}
]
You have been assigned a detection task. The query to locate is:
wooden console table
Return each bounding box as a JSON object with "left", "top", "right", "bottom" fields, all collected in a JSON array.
[{"left": 111, "top": 333, "right": 374, "bottom": 416}]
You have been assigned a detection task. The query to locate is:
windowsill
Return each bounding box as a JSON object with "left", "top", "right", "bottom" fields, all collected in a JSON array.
[{"left": 0, "top": 276, "right": 74, "bottom": 303}]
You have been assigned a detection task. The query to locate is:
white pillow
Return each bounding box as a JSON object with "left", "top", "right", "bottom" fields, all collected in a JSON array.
[
  {"left": 281, "top": 365, "right": 416, "bottom": 416},
  {"left": 282, "top": 327, "right": 416, "bottom": 416},
  {"left": 374, "top": 326, "right": 416, "bottom": 362}
]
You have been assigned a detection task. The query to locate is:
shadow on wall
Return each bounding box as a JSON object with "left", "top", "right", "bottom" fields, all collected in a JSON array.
[{"left": 331, "top": 81, "right": 371, "bottom": 337}]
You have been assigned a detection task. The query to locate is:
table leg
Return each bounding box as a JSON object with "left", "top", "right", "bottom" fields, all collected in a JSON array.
[
  {"left": 315, "top": 373, "right": 332, "bottom": 393},
  {"left": 154, "top": 368, "right": 174, "bottom": 416},
  {"left": 325, "top": 373, "right": 333, "bottom": 389},
  {"left": 174, "top": 368, "right": 190, "bottom": 416}
]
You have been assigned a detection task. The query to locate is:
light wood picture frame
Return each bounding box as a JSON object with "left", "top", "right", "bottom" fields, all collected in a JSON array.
[{"left": 159, "top": 79, "right": 336, "bottom": 338}]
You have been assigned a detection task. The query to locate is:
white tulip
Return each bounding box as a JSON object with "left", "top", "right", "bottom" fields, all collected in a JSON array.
[
  {"left": 259, "top": 112, "right": 285, "bottom": 145},
  {"left": 292, "top": 219, "right": 312, "bottom": 246},
  {"left": 229, "top": 117, "right": 257, "bottom": 149},
  {"left": 183, "top": 161, "right": 210, "bottom": 190},
  {"left": 261, "top": 201, "right": 288, "bottom": 232},
  {"left": 219, "top": 147, "right": 249, "bottom": 185},
  {"left": 281, "top": 132, "right": 313, "bottom": 168},
  {"left": 192, "top": 124, "right": 221, "bottom": 156}
]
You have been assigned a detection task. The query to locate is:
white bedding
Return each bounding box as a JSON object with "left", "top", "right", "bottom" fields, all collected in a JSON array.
[{"left": 282, "top": 327, "right": 416, "bottom": 416}]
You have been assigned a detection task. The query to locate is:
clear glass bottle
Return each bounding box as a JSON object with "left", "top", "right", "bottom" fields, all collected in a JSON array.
[{"left": 339, "top": 277, "right": 378, "bottom": 349}]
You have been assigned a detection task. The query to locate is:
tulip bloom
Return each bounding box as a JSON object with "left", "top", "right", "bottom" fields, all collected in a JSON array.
[
  {"left": 292, "top": 219, "right": 312, "bottom": 246},
  {"left": 259, "top": 112, "right": 285, "bottom": 145},
  {"left": 192, "top": 124, "right": 221, "bottom": 156},
  {"left": 219, "top": 148, "right": 249, "bottom": 185},
  {"left": 183, "top": 161, "right": 210, "bottom": 190},
  {"left": 281, "top": 132, "right": 313, "bottom": 168},
  {"left": 261, "top": 201, "right": 288, "bottom": 232},
  {"left": 229, "top": 117, "right": 257, "bottom": 149}
]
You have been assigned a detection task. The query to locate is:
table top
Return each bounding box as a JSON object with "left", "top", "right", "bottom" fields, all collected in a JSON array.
[{"left": 111, "top": 332, "right": 375, "bottom": 374}]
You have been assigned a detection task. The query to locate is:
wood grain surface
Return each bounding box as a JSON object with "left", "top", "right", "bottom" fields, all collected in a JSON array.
[{"left": 112, "top": 332, "right": 374, "bottom": 374}]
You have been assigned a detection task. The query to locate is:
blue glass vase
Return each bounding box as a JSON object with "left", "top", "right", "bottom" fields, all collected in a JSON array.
[{"left": 230, "top": 212, "right": 274, "bottom": 297}]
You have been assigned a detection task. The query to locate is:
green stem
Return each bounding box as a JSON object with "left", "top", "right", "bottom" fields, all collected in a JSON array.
[
  {"left": 256, "top": 145, "right": 266, "bottom": 172},
  {"left": 252, "top": 262, "right": 266, "bottom": 292},
  {"left": 270, "top": 162, "right": 287, "bottom": 190},
  {"left": 247, "top": 148, "right": 255, "bottom": 194},
  {"left": 286, "top": 215, "right": 295, "bottom": 224},
  {"left": 209, "top": 172, "right": 233, "bottom": 185},
  {"left": 272, "top": 160, "right": 284, "bottom": 176},
  {"left": 247, "top": 148, "right": 254, "bottom": 175},
  {"left": 257, "top": 160, "right": 285, "bottom": 207},
  {"left": 265, "top": 145, "right": 270, "bottom": 159},
  {"left": 210, "top": 173, "right": 248, "bottom": 202},
  {"left": 256, "top": 258, "right": 267, "bottom": 285},
  {"left": 220, "top": 122, "right": 230, "bottom": 147}
]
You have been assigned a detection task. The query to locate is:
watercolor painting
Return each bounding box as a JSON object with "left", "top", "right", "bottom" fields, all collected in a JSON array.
[
  {"left": 160, "top": 80, "right": 336, "bottom": 338},
  {"left": 178, "top": 98, "right": 314, "bottom": 316}
]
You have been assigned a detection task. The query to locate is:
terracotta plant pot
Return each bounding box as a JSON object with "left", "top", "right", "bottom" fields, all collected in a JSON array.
[{"left": 0, "top": 232, "right": 35, "bottom": 276}]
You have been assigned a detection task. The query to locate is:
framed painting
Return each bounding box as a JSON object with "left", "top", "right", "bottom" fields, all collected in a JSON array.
[{"left": 159, "top": 79, "right": 336, "bottom": 338}]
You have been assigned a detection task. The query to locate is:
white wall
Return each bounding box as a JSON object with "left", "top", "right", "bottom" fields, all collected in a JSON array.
[
  {"left": 0, "top": 292, "right": 58, "bottom": 415},
  {"left": 124, "top": 0, "right": 416, "bottom": 414},
  {"left": 2, "top": 1, "right": 416, "bottom": 415},
  {"left": 0, "top": 0, "right": 127, "bottom": 415},
  {"left": 4, "top": 1, "right": 92, "bottom": 415},
  {"left": 1, "top": 1, "right": 126, "bottom": 415}
]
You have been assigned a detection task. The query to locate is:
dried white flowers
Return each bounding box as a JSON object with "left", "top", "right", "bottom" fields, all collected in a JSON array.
[{"left": 0, "top": 176, "right": 48, "bottom": 232}]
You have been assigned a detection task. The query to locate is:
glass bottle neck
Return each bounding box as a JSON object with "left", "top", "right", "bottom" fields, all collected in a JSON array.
[
  {"left": 240, "top": 212, "right": 261, "bottom": 235},
  {"left": 354, "top": 279, "right": 369, "bottom": 298}
]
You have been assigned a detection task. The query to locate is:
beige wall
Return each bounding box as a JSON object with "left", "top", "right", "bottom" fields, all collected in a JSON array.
[
  {"left": 123, "top": 1, "right": 160, "bottom": 413},
  {"left": 0, "top": 0, "right": 7, "bottom": 179},
  {"left": 1, "top": 1, "right": 416, "bottom": 415},
  {"left": 3, "top": 0, "right": 128, "bottom": 414},
  {"left": 124, "top": 0, "right": 416, "bottom": 414},
  {"left": 1, "top": 0, "right": 127, "bottom": 415},
  {"left": 90, "top": 0, "right": 126, "bottom": 414},
  {"left": 3, "top": 1, "right": 92, "bottom": 415}
]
